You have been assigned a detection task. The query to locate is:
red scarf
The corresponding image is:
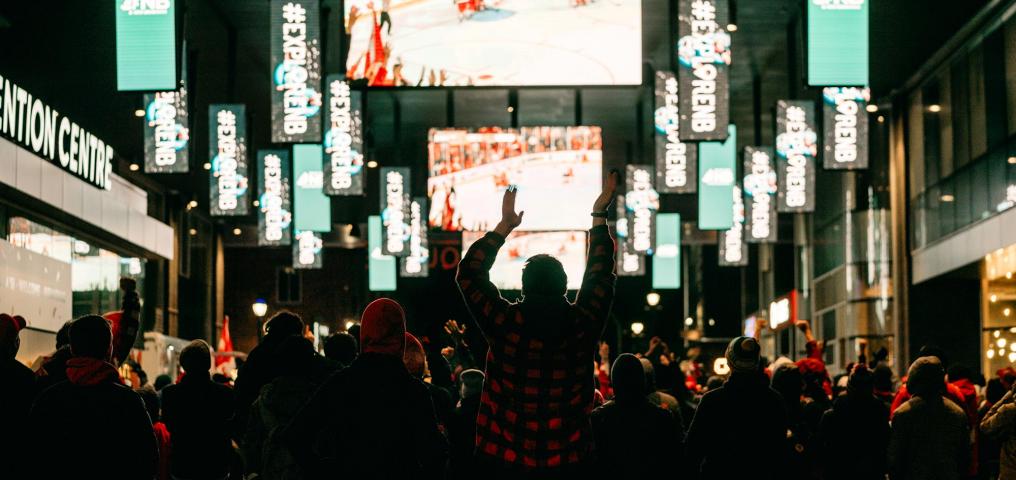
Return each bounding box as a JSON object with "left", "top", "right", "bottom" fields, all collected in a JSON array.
[{"left": 66, "top": 357, "right": 121, "bottom": 386}]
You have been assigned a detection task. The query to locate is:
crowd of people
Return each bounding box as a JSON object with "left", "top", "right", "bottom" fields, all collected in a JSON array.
[{"left": 2, "top": 175, "right": 1016, "bottom": 479}]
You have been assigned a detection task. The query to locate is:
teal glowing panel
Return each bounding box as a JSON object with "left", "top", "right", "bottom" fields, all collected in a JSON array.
[
  {"left": 115, "top": 0, "right": 177, "bottom": 91},
  {"left": 698, "top": 125, "right": 737, "bottom": 230},
  {"left": 807, "top": 0, "right": 869, "bottom": 86},
  {"left": 652, "top": 213, "right": 681, "bottom": 289},
  {"left": 369, "top": 216, "right": 397, "bottom": 291},
  {"left": 292, "top": 144, "right": 331, "bottom": 232}
]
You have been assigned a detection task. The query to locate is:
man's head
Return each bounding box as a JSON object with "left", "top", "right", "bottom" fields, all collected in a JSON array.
[
  {"left": 265, "top": 311, "right": 304, "bottom": 338},
  {"left": 179, "top": 340, "right": 212, "bottom": 375},
  {"left": 907, "top": 356, "right": 946, "bottom": 398},
  {"left": 521, "top": 254, "right": 567, "bottom": 297},
  {"left": 725, "top": 336, "right": 761, "bottom": 374},
  {"left": 360, "top": 298, "right": 406, "bottom": 357},
  {"left": 611, "top": 353, "right": 648, "bottom": 401},
  {"left": 323, "top": 332, "right": 358, "bottom": 365},
  {"left": 0, "top": 314, "right": 26, "bottom": 359},
  {"left": 70, "top": 315, "right": 113, "bottom": 360},
  {"left": 847, "top": 364, "right": 875, "bottom": 398}
]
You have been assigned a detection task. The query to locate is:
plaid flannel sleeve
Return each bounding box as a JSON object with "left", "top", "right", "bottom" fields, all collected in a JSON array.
[
  {"left": 573, "top": 225, "right": 616, "bottom": 335},
  {"left": 456, "top": 231, "right": 511, "bottom": 340}
]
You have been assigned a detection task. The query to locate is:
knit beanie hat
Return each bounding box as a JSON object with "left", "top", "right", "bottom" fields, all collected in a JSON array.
[
  {"left": 726, "top": 336, "right": 761, "bottom": 373},
  {"left": 403, "top": 332, "right": 426, "bottom": 377},
  {"left": 360, "top": 298, "right": 406, "bottom": 356}
]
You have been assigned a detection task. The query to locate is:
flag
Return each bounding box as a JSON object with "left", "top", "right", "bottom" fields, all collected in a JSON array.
[{"left": 215, "top": 315, "right": 236, "bottom": 375}]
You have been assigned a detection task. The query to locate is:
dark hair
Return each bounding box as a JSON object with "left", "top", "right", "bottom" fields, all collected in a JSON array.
[
  {"left": 917, "top": 345, "right": 949, "bottom": 370},
  {"left": 180, "top": 340, "right": 211, "bottom": 375},
  {"left": 946, "top": 363, "right": 972, "bottom": 382},
  {"left": 986, "top": 378, "right": 1007, "bottom": 405},
  {"left": 873, "top": 364, "right": 894, "bottom": 392},
  {"left": 265, "top": 311, "right": 304, "bottom": 337},
  {"left": 323, "top": 332, "right": 358, "bottom": 365},
  {"left": 521, "top": 254, "right": 567, "bottom": 296},
  {"left": 56, "top": 320, "right": 73, "bottom": 349},
  {"left": 276, "top": 335, "right": 316, "bottom": 377},
  {"left": 154, "top": 374, "right": 173, "bottom": 391},
  {"left": 70, "top": 315, "right": 112, "bottom": 360}
]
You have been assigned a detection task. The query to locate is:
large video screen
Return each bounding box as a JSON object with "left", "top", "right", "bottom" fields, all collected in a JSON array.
[
  {"left": 428, "top": 127, "right": 602, "bottom": 231},
  {"left": 462, "top": 231, "right": 586, "bottom": 290},
  {"left": 343, "top": 0, "right": 641, "bottom": 87}
]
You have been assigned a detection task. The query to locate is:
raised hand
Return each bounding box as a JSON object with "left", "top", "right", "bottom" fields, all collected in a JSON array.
[
  {"left": 444, "top": 319, "right": 467, "bottom": 346},
  {"left": 494, "top": 185, "right": 524, "bottom": 236},
  {"left": 593, "top": 169, "right": 619, "bottom": 213}
]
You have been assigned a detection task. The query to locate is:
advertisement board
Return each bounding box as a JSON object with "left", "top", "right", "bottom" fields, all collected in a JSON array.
[
  {"left": 257, "top": 150, "right": 292, "bottom": 246},
  {"left": 698, "top": 125, "right": 737, "bottom": 230},
  {"left": 776, "top": 101, "right": 816, "bottom": 213},
  {"left": 293, "top": 144, "right": 331, "bottom": 232},
  {"left": 116, "top": 0, "right": 177, "bottom": 91},
  {"left": 323, "top": 76, "right": 364, "bottom": 195},
  {"left": 208, "top": 104, "right": 249, "bottom": 216},
  {"left": 677, "top": 0, "right": 731, "bottom": 141},
  {"left": 653, "top": 213, "right": 681, "bottom": 288},
  {"left": 743, "top": 146, "right": 777, "bottom": 243},
  {"left": 270, "top": 0, "right": 323, "bottom": 143},
  {"left": 822, "top": 87, "right": 870, "bottom": 170},
  {"left": 655, "top": 71, "right": 697, "bottom": 193},
  {"left": 808, "top": 0, "right": 869, "bottom": 86}
]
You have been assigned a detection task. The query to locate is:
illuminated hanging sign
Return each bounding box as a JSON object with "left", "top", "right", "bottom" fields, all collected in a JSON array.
[
  {"left": 698, "top": 124, "right": 737, "bottom": 230},
  {"left": 677, "top": 0, "right": 731, "bottom": 142},
  {"left": 769, "top": 290, "right": 799, "bottom": 330},
  {"left": 270, "top": 0, "right": 323, "bottom": 143},
  {"left": 743, "top": 146, "right": 777, "bottom": 243},
  {"left": 653, "top": 213, "right": 681, "bottom": 289},
  {"left": 718, "top": 185, "right": 747, "bottom": 266},
  {"left": 822, "top": 87, "right": 869, "bottom": 170},
  {"left": 293, "top": 144, "right": 331, "bottom": 232},
  {"left": 808, "top": 0, "right": 869, "bottom": 87},
  {"left": 323, "top": 75, "right": 364, "bottom": 195},
  {"left": 655, "top": 71, "right": 697, "bottom": 193},
  {"left": 257, "top": 150, "right": 292, "bottom": 246},
  {"left": 775, "top": 100, "right": 816, "bottom": 213},
  {"left": 292, "top": 229, "right": 323, "bottom": 269},
  {"left": 143, "top": 88, "right": 189, "bottom": 173},
  {"left": 400, "top": 197, "right": 429, "bottom": 278},
  {"left": 368, "top": 215, "right": 397, "bottom": 291},
  {"left": 0, "top": 75, "right": 115, "bottom": 189},
  {"left": 208, "top": 104, "right": 249, "bottom": 216},
  {"left": 115, "top": 0, "right": 177, "bottom": 91},
  {"left": 380, "top": 167, "right": 411, "bottom": 257},
  {"left": 625, "top": 165, "right": 659, "bottom": 254},
  {"left": 616, "top": 194, "right": 646, "bottom": 276}
]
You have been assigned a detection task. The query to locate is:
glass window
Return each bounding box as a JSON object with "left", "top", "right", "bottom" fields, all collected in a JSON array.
[{"left": 983, "top": 29, "right": 1009, "bottom": 148}]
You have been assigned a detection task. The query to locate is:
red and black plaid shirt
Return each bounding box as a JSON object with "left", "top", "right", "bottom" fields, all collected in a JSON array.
[{"left": 456, "top": 225, "right": 616, "bottom": 470}]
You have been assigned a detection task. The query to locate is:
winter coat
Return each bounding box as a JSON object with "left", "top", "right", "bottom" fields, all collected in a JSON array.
[
  {"left": 286, "top": 352, "right": 448, "bottom": 479},
  {"left": 818, "top": 394, "right": 890, "bottom": 480},
  {"left": 684, "top": 371, "right": 789, "bottom": 480},
  {"left": 28, "top": 369, "right": 157, "bottom": 479},
  {"left": 889, "top": 395, "right": 970, "bottom": 480},
  {"left": 0, "top": 358, "right": 35, "bottom": 478},
  {"left": 590, "top": 398, "right": 683, "bottom": 477},
  {"left": 447, "top": 394, "right": 482, "bottom": 480},
  {"left": 243, "top": 374, "right": 324, "bottom": 479},
  {"left": 980, "top": 390, "right": 1016, "bottom": 479},
  {"left": 161, "top": 373, "right": 235, "bottom": 479}
]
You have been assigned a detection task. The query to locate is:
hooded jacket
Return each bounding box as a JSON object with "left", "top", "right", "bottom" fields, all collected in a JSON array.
[
  {"left": 161, "top": 372, "right": 235, "bottom": 479},
  {"left": 980, "top": 389, "right": 1016, "bottom": 479}
]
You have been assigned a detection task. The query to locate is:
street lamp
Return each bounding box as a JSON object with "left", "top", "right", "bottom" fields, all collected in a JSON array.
[
  {"left": 631, "top": 322, "right": 645, "bottom": 336},
  {"left": 252, "top": 298, "right": 268, "bottom": 340},
  {"left": 645, "top": 292, "right": 661, "bottom": 307}
]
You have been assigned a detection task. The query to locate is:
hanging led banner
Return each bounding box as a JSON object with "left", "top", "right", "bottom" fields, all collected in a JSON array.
[
  {"left": 718, "top": 185, "right": 747, "bottom": 266},
  {"left": 698, "top": 124, "right": 737, "bottom": 230},
  {"left": 115, "top": 0, "right": 177, "bottom": 91},
  {"left": 208, "top": 104, "right": 249, "bottom": 216},
  {"left": 400, "top": 197, "right": 429, "bottom": 278},
  {"left": 257, "top": 150, "right": 292, "bottom": 246},
  {"left": 380, "top": 167, "right": 411, "bottom": 257},
  {"left": 743, "top": 146, "right": 777, "bottom": 243},
  {"left": 625, "top": 165, "right": 659, "bottom": 254},
  {"left": 677, "top": 0, "right": 731, "bottom": 142},
  {"left": 292, "top": 230, "right": 323, "bottom": 269},
  {"left": 808, "top": 0, "right": 869, "bottom": 87},
  {"left": 653, "top": 213, "right": 681, "bottom": 289},
  {"left": 270, "top": 0, "right": 323, "bottom": 143},
  {"left": 143, "top": 86, "right": 189, "bottom": 173},
  {"left": 655, "top": 71, "right": 697, "bottom": 193},
  {"left": 616, "top": 194, "right": 646, "bottom": 276},
  {"left": 293, "top": 144, "right": 331, "bottom": 232},
  {"left": 776, "top": 100, "right": 817, "bottom": 212},
  {"left": 822, "top": 87, "right": 870, "bottom": 170},
  {"left": 368, "top": 215, "right": 397, "bottom": 291},
  {"left": 323, "top": 75, "right": 364, "bottom": 195}
]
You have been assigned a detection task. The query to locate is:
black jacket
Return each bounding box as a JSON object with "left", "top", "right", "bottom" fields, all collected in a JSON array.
[
  {"left": 161, "top": 373, "right": 235, "bottom": 479},
  {"left": 28, "top": 379, "right": 157, "bottom": 479},
  {"left": 818, "top": 394, "right": 890, "bottom": 480},
  {"left": 0, "top": 358, "right": 35, "bottom": 478},
  {"left": 591, "top": 398, "right": 683, "bottom": 477},
  {"left": 685, "top": 371, "right": 789, "bottom": 480},
  {"left": 447, "top": 394, "right": 481, "bottom": 480},
  {"left": 286, "top": 352, "right": 448, "bottom": 479}
]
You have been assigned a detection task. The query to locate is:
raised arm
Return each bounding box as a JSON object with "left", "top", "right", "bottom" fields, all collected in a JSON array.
[
  {"left": 112, "top": 277, "right": 141, "bottom": 366},
  {"left": 455, "top": 186, "right": 521, "bottom": 338},
  {"left": 574, "top": 171, "right": 618, "bottom": 330}
]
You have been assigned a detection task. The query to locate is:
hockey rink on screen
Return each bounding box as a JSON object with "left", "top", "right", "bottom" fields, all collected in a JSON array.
[
  {"left": 345, "top": 0, "right": 642, "bottom": 86},
  {"left": 462, "top": 231, "right": 587, "bottom": 290}
]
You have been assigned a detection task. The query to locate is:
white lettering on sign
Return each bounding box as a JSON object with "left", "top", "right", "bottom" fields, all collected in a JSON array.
[
  {"left": 261, "top": 154, "right": 290, "bottom": 242},
  {"left": 405, "top": 200, "right": 427, "bottom": 274},
  {"left": 812, "top": 0, "right": 864, "bottom": 10},
  {"left": 629, "top": 167, "right": 655, "bottom": 252},
  {"left": 777, "top": 105, "right": 816, "bottom": 209},
  {"left": 745, "top": 149, "right": 776, "bottom": 240},
  {"left": 326, "top": 79, "right": 355, "bottom": 190},
  {"left": 215, "top": 109, "right": 240, "bottom": 211},
  {"left": 151, "top": 92, "right": 181, "bottom": 166},
  {"left": 279, "top": 2, "right": 311, "bottom": 135},
  {"left": 295, "top": 230, "right": 322, "bottom": 266},
  {"left": 120, "top": 0, "right": 171, "bottom": 15},
  {"left": 722, "top": 185, "right": 745, "bottom": 264},
  {"left": 385, "top": 171, "right": 407, "bottom": 254},
  {"left": 662, "top": 76, "right": 689, "bottom": 188}
]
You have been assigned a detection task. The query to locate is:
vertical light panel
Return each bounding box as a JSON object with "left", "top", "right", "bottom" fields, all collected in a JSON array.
[
  {"left": 625, "top": 165, "right": 658, "bottom": 254},
  {"left": 653, "top": 213, "right": 681, "bottom": 289},
  {"left": 257, "top": 150, "right": 292, "bottom": 246},
  {"left": 143, "top": 85, "right": 188, "bottom": 173},
  {"left": 115, "top": 0, "right": 177, "bottom": 91},
  {"left": 400, "top": 197, "right": 429, "bottom": 278},
  {"left": 655, "top": 71, "right": 697, "bottom": 193},
  {"left": 776, "top": 100, "right": 817, "bottom": 212},
  {"left": 616, "top": 194, "right": 646, "bottom": 276},
  {"left": 808, "top": 0, "right": 869, "bottom": 87},
  {"left": 368, "top": 215, "right": 397, "bottom": 291},
  {"left": 822, "top": 87, "right": 870, "bottom": 170},
  {"left": 209, "top": 104, "right": 249, "bottom": 216},
  {"left": 293, "top": 144, "right": 331, "bottom": 232},
  {"left": 718, "top": 185, "right": 748, "bottom": 266},
  {"left": 270, "top": 0, "right": 323, "bottom": 143},
  {"left": 323, "top": 75, "right": 364, "bottom": 195},
  {"left": 380, "top": 167, "right": 411, "bottom": 257},
  {"left": 698, "top": 124, "right": 737, "bottom": 230},
  {"left": 677, "top": 0, "right": 731, "bottom": 141},
  {"left": 292, "top": 230, "right": 323, "bottom": 269},
  {"left": 743, "top": 146, "right": 777, "bottom": 243}
]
